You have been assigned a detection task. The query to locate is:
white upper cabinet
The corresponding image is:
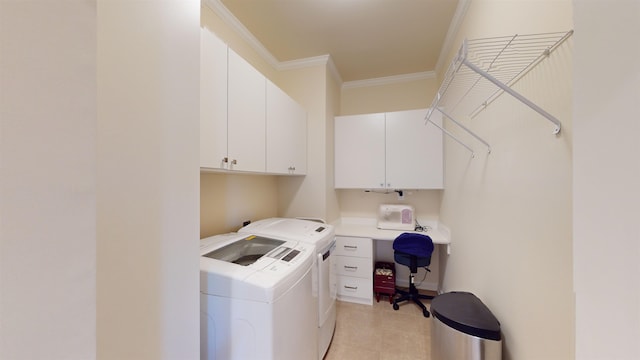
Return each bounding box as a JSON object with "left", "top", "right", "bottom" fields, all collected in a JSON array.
[
  {"left": 334, "top": 113, "right": 386, "bottom": 189},
  {"left": 200, "top": 28, "right": 227, "bottom": 169},
  {"left": 266, "top": 80, "right": 307, "bottom": 175},
  {"left": 200, "top": 30, "right": 307, "bottom": 175},
  {"left": 227, "top": 48, "right": 266, "bottom": 173},
  {"left": 334, "top": 109, "right": 443, "bottom": 189},
  {"left": 386, "top": 109, "right": 443, "bottom": 189}
]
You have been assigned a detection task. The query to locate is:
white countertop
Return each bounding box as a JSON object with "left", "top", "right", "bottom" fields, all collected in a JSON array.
[{"left": 332, "top": 217, "right": 450, "bottom": 245}]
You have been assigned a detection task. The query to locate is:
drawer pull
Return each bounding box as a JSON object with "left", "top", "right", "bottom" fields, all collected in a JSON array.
[
  {"left": 344, "top": 285, "right": 358, "bottom": 290},
  {"left": 344, "top": 265, "right": 358, "bottom": 271},
  {"left": 343, "top": 245, "right": 358, "bottom": 250}
]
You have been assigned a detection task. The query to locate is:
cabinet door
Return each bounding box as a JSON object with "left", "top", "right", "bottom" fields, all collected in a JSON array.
[
  {"left": 266, "top": 80, "right": 307, "bottom": 175},
  {"left": 200, "top": 28, "right": 228, "bottom": 169},
  {"left": 385, "top": 109, "right": 443, "bottom": 189},
  {"left": 334, "top": 113, "right": 385, "bottom": 189},
  {"left": 227, "top": 48, "right": 266, "bottom": 172}
]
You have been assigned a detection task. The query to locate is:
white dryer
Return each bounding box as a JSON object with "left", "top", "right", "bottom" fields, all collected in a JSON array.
[
  {"left": 239, "top": 218, "right": 337, "bottom": 360},
  {"left": 200, "top": 232, "right": 317, "bottom": 360}
]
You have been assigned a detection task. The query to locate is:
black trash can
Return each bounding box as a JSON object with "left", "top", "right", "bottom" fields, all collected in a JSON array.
[{"left": 431, "top": 292, "right": 502, "bottom": 360}]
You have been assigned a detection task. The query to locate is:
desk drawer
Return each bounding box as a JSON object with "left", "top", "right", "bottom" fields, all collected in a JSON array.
[
  {"left": 335, "top": 255, "right": 372, "bottom": 279},
  {"left": 337, "top": 275, "right": 372, "bottom": 303},
  {"left": 334, "top": 236, "right": 372, "bottom": 257}
]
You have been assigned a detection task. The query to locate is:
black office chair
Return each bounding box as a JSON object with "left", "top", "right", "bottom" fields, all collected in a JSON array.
[{"left": 392, "top": 233, "right": 435, "bottom": 318}]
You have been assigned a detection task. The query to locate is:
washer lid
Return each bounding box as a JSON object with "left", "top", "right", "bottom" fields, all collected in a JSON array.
[
  {"left": 239, "top": 217, "right": 335, "bottom": 250},
  {"left": 431, "top": 291, "right": 501, "bottom": 341},
  {"left": 202, "top": 234, "right": 287, "bottom": 266}
]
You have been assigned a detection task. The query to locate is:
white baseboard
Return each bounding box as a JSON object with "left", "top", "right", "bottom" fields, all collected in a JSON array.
[{"left": 395, "top": 278, "right": 438, "bottom": 292}]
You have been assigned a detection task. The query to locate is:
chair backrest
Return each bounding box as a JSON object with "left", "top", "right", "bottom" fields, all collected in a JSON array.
[{"left": 392, "top": 233, "right": 434, "bottom": 258}]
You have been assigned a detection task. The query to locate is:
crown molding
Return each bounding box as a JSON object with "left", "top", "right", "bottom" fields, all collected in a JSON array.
[
  {"left": 278, "top": 55, "right": 343, "bottom": 85},
  {"left": 203, "top": 0, "right": 280, "bottom": 68},
  {"left": 434, "top": 0, "right": 472, "bottom": 75},
  {"left": 342, "top": 71, "right": 436, "bottom": 89},
  {"left": 278, "top": 55, "right": 330, "bottom": 70}
]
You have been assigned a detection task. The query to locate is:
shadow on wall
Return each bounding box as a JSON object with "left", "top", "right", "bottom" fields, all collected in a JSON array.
[
  {"left": 276, "top": 175, "right": 307, "bottom": 218},
  {"left": 200, "top": 173, "right": 278, "bottom": 237},
  {"left": 336, "top": 189, "right": 443, "bottom": 220}
]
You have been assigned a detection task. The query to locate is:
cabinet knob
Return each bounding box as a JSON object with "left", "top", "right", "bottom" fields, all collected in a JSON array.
[
  {"left": 223, "top": 157, "right": 228, "bottom": 163},
  {"left": 231, "top": 159, "right": 237, "bottom": 165}
]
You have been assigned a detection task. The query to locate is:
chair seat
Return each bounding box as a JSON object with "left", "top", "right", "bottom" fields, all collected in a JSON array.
[
  {"left": 393, "top": 233, "right": 434, "bottom": 258},
  {"left": 394, "top": 252, "right": 431, "bottom": 268}
]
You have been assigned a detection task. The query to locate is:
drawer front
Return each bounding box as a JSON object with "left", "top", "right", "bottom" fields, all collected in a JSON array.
[
  {"left": 335, "top": 255, "right": 372, "bottom": 279},
  {"left": 334, "top": 236, "right": 372, "bottom": 257},
  {"left": 337, "top": 275, "right": 372, "bottom": 300}
]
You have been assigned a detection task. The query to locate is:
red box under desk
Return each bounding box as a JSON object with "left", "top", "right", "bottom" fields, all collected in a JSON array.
[{"left": 373, "top": 262, "right": 395, "bottom": 303}]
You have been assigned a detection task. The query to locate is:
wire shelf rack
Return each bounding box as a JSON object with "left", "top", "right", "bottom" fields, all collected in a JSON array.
[{"left": 425, "top": 30, "right": 574, "bottom": 156}]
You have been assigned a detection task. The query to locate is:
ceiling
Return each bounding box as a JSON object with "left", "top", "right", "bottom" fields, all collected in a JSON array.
[{"left": 213, "top": 0, "right": 462, "bottom": 83}]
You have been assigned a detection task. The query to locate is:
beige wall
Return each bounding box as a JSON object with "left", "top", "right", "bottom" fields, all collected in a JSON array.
[
  {"left": 573, "top": 1, "right": 640, "bottom": 358},
  {"left": 0, "top": 1, "right": 97, "bottom": 358},
  {"left": 324, "top": 68, "right": 342, "bottom": 223},
  {"left": 277, "top": 65, "right": 342, "bottom": 224},
  {"left": 276, "top": 65, "right": 336, "bottom": 222},
  {"left": 341, "top": 76, "right": 439, "bottom": 115},
  {"left": 97, "top": 1, "right": 201, "bottom": 359},
  {"left": 337, "top": 190, "right": 442, "bottom": 220},
  {"left": 201, "top": 173, "right": 278, "bottom": 237},
  {"left": 1, "top": 1, "right": 201, "bottom": 359},
  {"left": 437, "top": 1, "right": 573, "bottom": 359}
]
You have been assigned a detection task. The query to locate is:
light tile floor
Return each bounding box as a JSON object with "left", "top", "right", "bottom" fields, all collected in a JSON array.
[{"left": 324, "top": 294, "right": 434, "bottom": 360}]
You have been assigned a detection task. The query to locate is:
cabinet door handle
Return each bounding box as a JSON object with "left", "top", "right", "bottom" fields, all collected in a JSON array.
[
  {"left": 344, "top": 265, "right": 358, "bottom": 271},
  {"left": 343, "top": 245, "right": 357, "bottom": 250},
  {"left": 344, "top": 285, "right": 358, "bottom": 290}
]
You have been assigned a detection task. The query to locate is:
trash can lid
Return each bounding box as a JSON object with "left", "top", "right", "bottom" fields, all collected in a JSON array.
[{"left": 431, "top": 291, "right": 501, "bottom": 341}]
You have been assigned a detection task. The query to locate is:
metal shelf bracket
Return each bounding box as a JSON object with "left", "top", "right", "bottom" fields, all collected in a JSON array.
[{"left": 425, "top": 30, "right": 574, "bottom": 153}]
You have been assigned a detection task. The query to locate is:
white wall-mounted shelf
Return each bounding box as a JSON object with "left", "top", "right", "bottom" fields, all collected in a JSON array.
[{"left": 425, "top": 30, "right": 574, "bottom": 156}]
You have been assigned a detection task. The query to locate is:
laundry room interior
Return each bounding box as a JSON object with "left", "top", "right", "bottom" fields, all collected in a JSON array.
[
  {"left": 2, "top": 1, "right": 639, "bottom": 360},
  {"left": 199, "top": 1, "right": 574, "bottom": 358}
]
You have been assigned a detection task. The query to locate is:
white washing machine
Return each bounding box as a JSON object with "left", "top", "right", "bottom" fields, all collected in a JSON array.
[
  {"left": 239, "top": 218, "right": 337, "bottom": 360},
  {"left": 200, "top": 232, "right": 317, "bottom": 360}
]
